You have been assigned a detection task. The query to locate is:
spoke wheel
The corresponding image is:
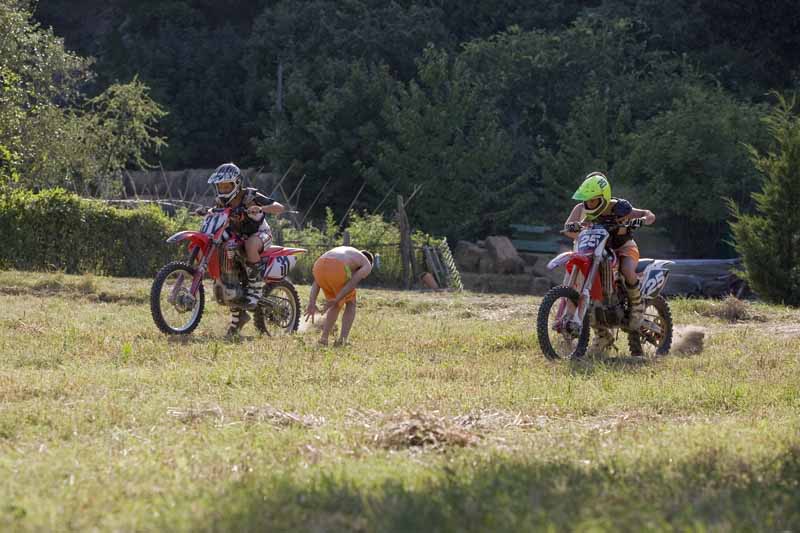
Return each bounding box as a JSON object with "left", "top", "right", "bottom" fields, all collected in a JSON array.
[
  {"left": 537, "top": 286, "right": 590, "bottom": 360},
  {"left": 253, "top": 280, "right": 300, "bottom": 336},
  {"left": 628, "top": 296, "right": 673, "bottom": 356},
  {"left": 151, "top": 262, "right": 205, "bottom": 335}
]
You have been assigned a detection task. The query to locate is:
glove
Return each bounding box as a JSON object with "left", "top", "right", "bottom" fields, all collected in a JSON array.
[
  {"left": 564, "top": 221, "right": 583, "bottom": 233},
  {"left": 194, "top": 206, "right": 209, "bottom": 216},
  {"left": 628, "top": 217, "right": 645, "bottom": 229}
]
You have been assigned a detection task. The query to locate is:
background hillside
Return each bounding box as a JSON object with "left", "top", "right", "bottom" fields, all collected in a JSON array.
[{"left": 13, "top": 0, "right": 800, "bottom": 251}]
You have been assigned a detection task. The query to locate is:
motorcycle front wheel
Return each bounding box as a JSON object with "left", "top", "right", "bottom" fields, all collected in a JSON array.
[
  {"left": 150, "top": 261, "right": 205, "bottom": 335},
  {"left": 253, "top": 280, "right": 301, "bottom": 336},
  {"left": 536, "top": 285, "right": 590, "bottom": 360}
]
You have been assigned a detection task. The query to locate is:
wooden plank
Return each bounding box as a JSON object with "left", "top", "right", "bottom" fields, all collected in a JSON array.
[{"left": 510, "top": 224, "right": 551, "bottom": 234}]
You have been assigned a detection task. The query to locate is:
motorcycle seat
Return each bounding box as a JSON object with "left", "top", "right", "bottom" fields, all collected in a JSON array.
[
  {"left": 261, "top": 245, "right": 307, "bottom": 258},
  {"left": 635, "top": 258, "right": 656, "bottom": 273}
]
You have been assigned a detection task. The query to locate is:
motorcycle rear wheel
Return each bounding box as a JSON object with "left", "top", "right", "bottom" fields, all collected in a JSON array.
[
  {"left": 537, "top": 285, "right": 590, "bottom": 360},
  {"left": 150, "top": 261, "right": 205, "bottom": 335},
  {"left": 253, "top": 280, "right": 301, "bottom": 336},
  {"left": 628, "top": 295, "right": 673, "bottom": 356}
]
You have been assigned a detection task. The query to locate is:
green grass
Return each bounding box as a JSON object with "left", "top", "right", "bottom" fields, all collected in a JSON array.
[{"left": 1, "top": 270, "right": 799, "bottom": 531}]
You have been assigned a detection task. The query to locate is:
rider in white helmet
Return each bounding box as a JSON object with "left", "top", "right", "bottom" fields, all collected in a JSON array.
[{"left": 208, "top": 163, "right": 286, "bottom": 336}]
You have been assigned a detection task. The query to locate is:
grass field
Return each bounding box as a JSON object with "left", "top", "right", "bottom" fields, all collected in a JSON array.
[{"left": 1, "top": 269, "right": 799, "bottom": 532}]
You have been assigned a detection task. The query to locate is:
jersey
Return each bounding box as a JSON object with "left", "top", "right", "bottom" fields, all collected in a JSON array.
[
  {"left": 217, "top": 187, "right": 275, "bottom": 236},
  {"left": 591, "top": 197, "right": 635, "bottom": 249}
]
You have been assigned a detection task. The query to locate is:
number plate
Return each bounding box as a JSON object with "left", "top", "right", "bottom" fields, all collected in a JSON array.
[
  {"left": 201, "top": 212, "right": 228, "bottom": 235},
  {"left": 576, "top": 228, "right": 608, "bottom": 254}
]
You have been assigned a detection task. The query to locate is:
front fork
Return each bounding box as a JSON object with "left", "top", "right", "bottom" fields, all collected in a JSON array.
[
  {"left": 168, "top": 245, "right": 210, "bottom": 304},
  {"left": 555, "top": 259, "right": 599, "bottom": 330}
]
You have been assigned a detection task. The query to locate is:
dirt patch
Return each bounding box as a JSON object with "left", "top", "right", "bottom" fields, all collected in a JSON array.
[{"left": 770, "top": 324, "right": 800, "bottom": 338}]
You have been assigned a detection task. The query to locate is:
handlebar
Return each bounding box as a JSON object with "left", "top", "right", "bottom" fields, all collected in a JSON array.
[{"left": 561, "top": 219, "right": 642, "bottom": 234}]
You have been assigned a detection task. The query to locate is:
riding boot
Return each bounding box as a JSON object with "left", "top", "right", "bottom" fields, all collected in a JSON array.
[
  {"left": 627, "top": 279, "right": 644, "bottom": 330},
  {"left": 226, "top": 309, "right": 251, "bottom": 338},
  {"left": 589, "top": 327, "right": 615, "bottom": 355},
  {"left": 245, "top": 262, "right": 264, "bottom": 311}
]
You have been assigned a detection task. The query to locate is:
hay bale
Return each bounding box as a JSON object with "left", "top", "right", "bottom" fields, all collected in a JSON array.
[
  {"left": 453, "top": 241, "right": 484, "bottom": 272},
  {"left": 485, "top": 236, "right": 525, "bottom": 274}
]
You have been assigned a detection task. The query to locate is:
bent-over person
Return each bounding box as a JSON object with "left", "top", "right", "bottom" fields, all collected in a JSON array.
[{"left": 304, "top": 246, "right": 374, "bottom": 346}]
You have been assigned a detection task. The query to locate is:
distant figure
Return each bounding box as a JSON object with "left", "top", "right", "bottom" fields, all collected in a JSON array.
[{"left": 304, "top": 246, "right": 374, "bottom": 346}]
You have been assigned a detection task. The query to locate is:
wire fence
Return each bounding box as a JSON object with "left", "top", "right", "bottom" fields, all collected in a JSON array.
[{"left": 279, "top": 241, "right": 429, "bottom": 288}]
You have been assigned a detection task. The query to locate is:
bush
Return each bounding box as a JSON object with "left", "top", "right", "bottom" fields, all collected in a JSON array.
[
  {"left": 0, "top": 189, "right": 185, "bottom": 277},
  {"left": 730, "top": 93, "right": 800, "bottom": 306}
]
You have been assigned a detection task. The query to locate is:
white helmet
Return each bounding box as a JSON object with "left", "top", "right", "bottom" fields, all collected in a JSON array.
[{"left": 208, "top": 163, "right": 242, "bottom": 204}]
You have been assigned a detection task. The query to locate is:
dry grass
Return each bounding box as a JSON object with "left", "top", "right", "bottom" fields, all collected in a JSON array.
[
  {"left": 1, "top": 270, "right": 800, "bottom": 531},
  {"left": 168, "top": 404, "right": 325, "bottom": 428},
  {"left": 367, "top": 411, "right": 482, "bottom": 450},
  {"left": 696, "top": 295, "right": 764, "bottom": 322}
]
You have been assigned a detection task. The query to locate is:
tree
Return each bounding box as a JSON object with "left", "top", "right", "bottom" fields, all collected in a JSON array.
[
  {"left": 729, "top": 94, "right": 800, "bottom": 305},
  {"left": 376, "top": 47, "right": 512, "bottom": 238},
  {"left": 616, "top": 85, "right": 768, "bottom": 257}
]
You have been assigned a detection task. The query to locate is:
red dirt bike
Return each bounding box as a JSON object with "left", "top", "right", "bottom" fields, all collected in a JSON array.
[
  {"left": 536, "top": 221, "right": 674, "bottom": 359},
  {"left": 150, "top": 206, "right": 306, "bottom": 336}
]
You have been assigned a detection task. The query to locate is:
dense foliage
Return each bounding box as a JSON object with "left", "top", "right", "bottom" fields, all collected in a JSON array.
[
  {"left": 0, "top": 188, "right": 186, "bottom": 276},
  {"left": 1, "top": 1, "right": 166, "bottom": 196},
  {"left": 6, "top": 0, "right": 799, "bottom": 251},
  {"left": 730, "top": 95, "right": 800, "bottom": 306}
]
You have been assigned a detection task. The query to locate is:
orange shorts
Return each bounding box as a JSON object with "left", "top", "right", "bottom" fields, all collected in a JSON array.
[
  {"left": 312, "top": 257, "right": 356, "bottom": 307},
  {"left": 615, "top": 241, "right": 640, "bottom": 264}
]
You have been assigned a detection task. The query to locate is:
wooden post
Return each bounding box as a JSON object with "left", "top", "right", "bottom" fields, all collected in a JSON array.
[{"left": 397, "top": 195, "right": 412, "bottom": 289}]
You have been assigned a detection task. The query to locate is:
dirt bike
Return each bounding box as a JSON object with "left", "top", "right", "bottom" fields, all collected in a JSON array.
[
  {"left": 150, "top": 206, "right": 306, "bottom": 336},
  {"left": 536, "top": 221, "right": 674, "bottom": 359}
]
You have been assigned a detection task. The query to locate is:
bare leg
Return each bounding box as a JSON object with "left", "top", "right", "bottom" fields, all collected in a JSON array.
[
  {"left": 245, "top": 234, "right": 263, "bottom": 264},
  {"left": 337, "top": 301, "right": 356, "bottom": 345},
  {"left": 320, "top": 303, "right": 340, "bottom": 345}
]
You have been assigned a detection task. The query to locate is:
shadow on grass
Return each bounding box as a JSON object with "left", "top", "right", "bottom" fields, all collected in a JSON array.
[
  {"left": 182, "top": 447, "right": 800, "bottom": 533},
  {"left": 569, "top": 353, "right": 652, "bottom": 376}
]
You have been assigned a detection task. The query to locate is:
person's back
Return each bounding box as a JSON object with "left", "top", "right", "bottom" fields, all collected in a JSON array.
[{"left": 320, "top": 246, "right": 371, "bottom": 272}]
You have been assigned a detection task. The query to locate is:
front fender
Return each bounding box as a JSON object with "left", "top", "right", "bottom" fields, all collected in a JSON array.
[
  {"left": 547, "top": 252, "right": 574, "bottom": 270},
  {"left": 167, "top": 231, "right": 210, "bottom": 253}
]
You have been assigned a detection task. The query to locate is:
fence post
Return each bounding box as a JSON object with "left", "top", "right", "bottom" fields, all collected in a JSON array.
[{"left": 397, "top": 195, "right": 413, "bottom": 289}]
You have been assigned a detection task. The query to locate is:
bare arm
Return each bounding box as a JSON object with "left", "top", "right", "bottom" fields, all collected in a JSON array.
[
  {"left": 308, "top": 280, "right": 321, "bottom": 308},
  {"left": 563, "top": 203, "right": 585, "bottom": 240},
  {"left": 263, "top": 201, "right": 285, "bottom": 215},
  {"left": 629, "top": 208, "right": 655, "bottom": 225},
  {"left": 304, "top": 281, "right": 323, "bottom": 322}
]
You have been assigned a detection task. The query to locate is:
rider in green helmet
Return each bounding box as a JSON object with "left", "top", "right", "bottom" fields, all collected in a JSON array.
[{"left": 562, "top": 172, "right": 656, "bottom": 355}]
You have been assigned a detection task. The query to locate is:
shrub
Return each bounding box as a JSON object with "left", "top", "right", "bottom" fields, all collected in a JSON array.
[
  {"left": 729, "top": 93, "right": 800, "bottom": 306},
  {"left": 0, "top": 188, "right": 185, "bottom": 277}
]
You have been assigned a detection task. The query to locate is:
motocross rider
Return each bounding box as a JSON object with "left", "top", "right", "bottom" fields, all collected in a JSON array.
[
  {"left": 207, "top": 163, "right": 286, "bottom": 336},
  {"left": 562, "top": 172, "right": 655, "bottom": 354}
]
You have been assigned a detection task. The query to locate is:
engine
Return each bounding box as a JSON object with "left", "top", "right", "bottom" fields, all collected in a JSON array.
[{"left": 213, "top": 242, "right": 245, "bottom": 305}]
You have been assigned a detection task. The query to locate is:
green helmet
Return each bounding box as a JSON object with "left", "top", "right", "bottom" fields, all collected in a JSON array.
[{"left": 572, "top": 172, "right": 611, "bottom": 220}]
